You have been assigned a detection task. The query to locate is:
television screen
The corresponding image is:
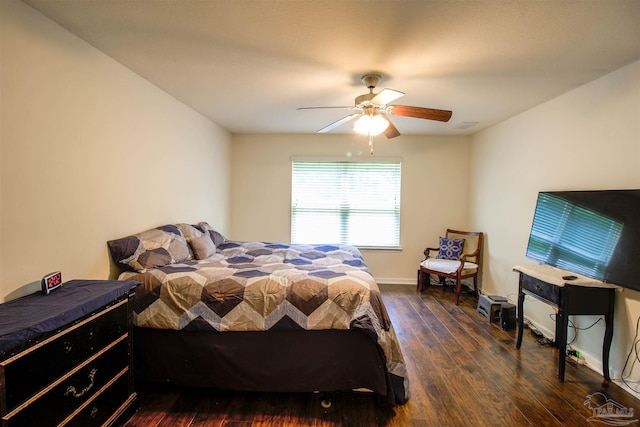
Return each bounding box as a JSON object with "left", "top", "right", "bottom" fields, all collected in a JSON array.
[{"left": 526, "top": 190, "right": 640, "bottom": 292}]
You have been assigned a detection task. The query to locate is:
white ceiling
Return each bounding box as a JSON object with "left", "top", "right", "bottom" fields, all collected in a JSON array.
[{"left": 22, "top": 0, "right": 640, "bottom": 136}]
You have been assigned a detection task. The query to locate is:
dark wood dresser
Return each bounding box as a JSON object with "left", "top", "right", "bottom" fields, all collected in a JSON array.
[{"left": 0, "top": 280, "right": 139, "bottom": 427}]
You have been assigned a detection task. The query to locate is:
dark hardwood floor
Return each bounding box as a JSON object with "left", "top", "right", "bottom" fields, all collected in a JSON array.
[{"left": 123, "top": 284, "right": 640, "bottom": 426}]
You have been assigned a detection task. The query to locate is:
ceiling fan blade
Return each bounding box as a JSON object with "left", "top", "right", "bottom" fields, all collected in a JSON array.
[
  {"left": 381, "top": 115, "right": 401, "bottom": 139},
  {"left": 318, "top": 113, "right": 360, "bottom": 133},
  {"left": 371, "top": 88, "right": 404, "bottom": 106},
  {"left": 297, "top": 106, "right": 353, "bottom": 110},
  {"left": 389, "top": 105, "right": 452, "bottom": 122}
]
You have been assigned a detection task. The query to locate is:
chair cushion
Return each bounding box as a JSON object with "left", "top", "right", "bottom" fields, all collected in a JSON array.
[
  {"left": 437, "top": 237, "right": 465, "bottom": 260},
  {"left": 420, "top": 258, "right": 478, "bottom": 275}
]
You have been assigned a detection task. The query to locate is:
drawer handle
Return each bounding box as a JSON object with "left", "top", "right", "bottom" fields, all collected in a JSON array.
[
  {"left": 535, "top": 284, "right": 543, "bottom": 292},
  {"left": 63, "top": 341, "right": 73, "bottom": 354},
  {"left": 64, "top": 368, "right": 98, "bottom": 398},
  {"left": 90, "top": 407, "right": 99, "bottom": 419}
]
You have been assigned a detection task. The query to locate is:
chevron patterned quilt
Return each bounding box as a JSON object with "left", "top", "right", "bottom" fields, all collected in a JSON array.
[{"left": 119, "top": 240, "right": 408, "bottom": 403}]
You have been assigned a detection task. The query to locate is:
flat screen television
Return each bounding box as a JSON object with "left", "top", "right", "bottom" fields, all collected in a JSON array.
[{"left": 526, "top": 189, "right": 640, "bottom": 292}]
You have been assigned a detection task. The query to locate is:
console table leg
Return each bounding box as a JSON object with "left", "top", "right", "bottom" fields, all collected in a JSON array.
[
  {"left": 557, "top": 309, "right": 568, "bottom": 382},
  {"left": 603, "top": 293, "right": 615, "bottom": 381},
  {"left": 516, "top": 289, "right": 525, "bottom": 349}
]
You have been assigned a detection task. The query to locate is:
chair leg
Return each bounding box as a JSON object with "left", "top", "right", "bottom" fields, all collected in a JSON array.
[
  {"left": 417, "top": 269, "right": 422, "bottom": 292},
  {"left": 472, "top": 276, "right": 478, "bottom": 297},
  {"left": 454, "top": 277, "right": 462, "bottom": 305}
]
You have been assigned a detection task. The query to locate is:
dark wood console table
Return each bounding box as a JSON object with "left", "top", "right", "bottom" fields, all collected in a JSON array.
[{"left": 514, "top": 265, "right": 619, "bottom": 382}]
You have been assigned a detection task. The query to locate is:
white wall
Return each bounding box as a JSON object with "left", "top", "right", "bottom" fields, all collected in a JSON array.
[
  {"left": 0, "top": 0, "right": 231, "bottom": 300},
  {"left": 470, "top": 61, "right": 640, "bottom": 381},
  {"left": 230, "top": 133, "right": 472, "bottom": 283}
]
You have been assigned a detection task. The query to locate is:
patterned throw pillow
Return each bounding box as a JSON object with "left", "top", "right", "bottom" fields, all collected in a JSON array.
[
  {"left": 437, "top": 237, "right": 465, "bottom": 260},
  {"left": 198, "top": 222, "right": 226, "bottom": 247},
  {"left": 108, "top": 224, "right": 192, "bottom": 272},
  {"left": 177, "top": 223, "right": 216, "bottom": 260}
]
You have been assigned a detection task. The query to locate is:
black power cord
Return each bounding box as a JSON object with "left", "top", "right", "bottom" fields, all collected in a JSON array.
[
  {"left": 548, "top": 313, "right": 603, "bottom": 345},
  {"left": 619, "top": 316, "right": 640, "bottom": 394}
]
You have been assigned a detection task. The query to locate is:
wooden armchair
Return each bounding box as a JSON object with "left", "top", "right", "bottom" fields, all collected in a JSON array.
[{"left": 417, "top": 229, "right": 483, "bottom": 305}]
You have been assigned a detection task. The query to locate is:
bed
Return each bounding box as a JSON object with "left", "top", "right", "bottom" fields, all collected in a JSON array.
[{"left": 108, "top": 222, "right": 409, "bottom": 405}]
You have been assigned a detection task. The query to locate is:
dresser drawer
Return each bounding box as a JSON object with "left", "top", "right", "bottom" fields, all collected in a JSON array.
[
  {"left": 3, "top": 337, "right": 128, "bottom": 427},
  {"left": 1, "top": 301, "right": 128, "bottom": 412},
  {"left": 63, "top": 370, "right": 132, "bottom": 427},
  {"left": 521, "top": 273, "right": 560, "bottom": 306}
]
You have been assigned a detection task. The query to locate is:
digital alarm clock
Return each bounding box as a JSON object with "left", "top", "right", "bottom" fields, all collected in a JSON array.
[{"left": 41, "top": 271, "right": 62, "bottom": 294}]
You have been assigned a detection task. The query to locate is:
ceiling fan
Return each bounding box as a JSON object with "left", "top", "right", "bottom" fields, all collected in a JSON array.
[{"left": 298, "top": 73, "right": 452, "bottom": 153}]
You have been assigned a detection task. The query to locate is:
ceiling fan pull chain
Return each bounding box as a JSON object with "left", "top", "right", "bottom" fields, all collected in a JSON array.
[{"left": 369, "top": 133, "right": 374, "bottom": 155}]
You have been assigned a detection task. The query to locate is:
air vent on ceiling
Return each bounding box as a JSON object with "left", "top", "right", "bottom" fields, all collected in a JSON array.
[{"left": 454, "top": 121, "right": 479, "bottom": 129}]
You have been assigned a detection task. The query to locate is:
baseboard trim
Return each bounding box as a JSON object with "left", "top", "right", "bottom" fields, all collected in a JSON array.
[{"left": 375, "top": 277, "right": 416, "bottom": 286}]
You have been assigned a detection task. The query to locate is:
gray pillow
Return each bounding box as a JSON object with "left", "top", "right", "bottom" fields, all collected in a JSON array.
[{"left": 108, "top": 224, "right": 192, "bottom": 272}]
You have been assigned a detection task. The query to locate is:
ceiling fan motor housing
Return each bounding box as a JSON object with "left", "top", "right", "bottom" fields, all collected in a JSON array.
[
  {"left": 361, "top": 73, "right": 382, "bottom": 90},
  {"left": 355, "top": 93, "right": 377, "bottom": 106},
  {"left": 357, "top": 74, "right": 382, "bottom": 107}
]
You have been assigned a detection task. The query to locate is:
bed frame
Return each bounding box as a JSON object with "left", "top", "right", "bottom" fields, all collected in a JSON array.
[{"left": 133, "top": 327, "right": 399, "bottom": 405}]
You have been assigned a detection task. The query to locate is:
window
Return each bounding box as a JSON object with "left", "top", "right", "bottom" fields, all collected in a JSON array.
[{"left": 291, "top": 159, "right": 401, "bottom": 248}]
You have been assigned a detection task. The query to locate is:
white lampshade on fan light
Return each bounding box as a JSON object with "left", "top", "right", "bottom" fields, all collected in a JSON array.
[{"left": 353, "top": 114, "right": 389, "bottom": 136}]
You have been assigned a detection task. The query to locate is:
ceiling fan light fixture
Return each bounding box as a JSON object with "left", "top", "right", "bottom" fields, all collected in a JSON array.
[{"left": 354, "top": 114, "right": 389, "bottom": 136}]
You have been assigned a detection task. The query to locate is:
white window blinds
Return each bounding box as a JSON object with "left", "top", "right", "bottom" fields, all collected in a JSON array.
[{"left": 291, "top": 159, "right": 401, "bottom": 248}]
